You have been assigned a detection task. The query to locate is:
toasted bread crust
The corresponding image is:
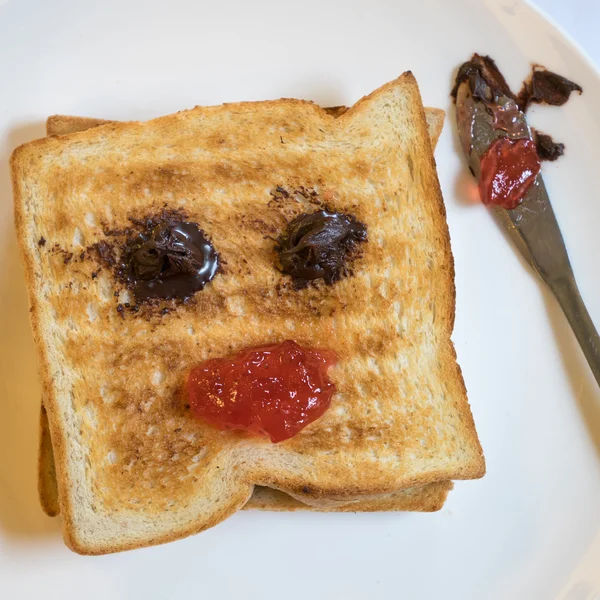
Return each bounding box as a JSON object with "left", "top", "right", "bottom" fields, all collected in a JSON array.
[
  {"left": 249, "top": 481, "right": 452, "bottom": 512},
  {"left": 46, "top": 115, "right": 113, "bottom": 136},
  {"left": 38, "top": 404, "right": 59, "bottom": 517},
  {"left": 398, "top": 83, "right": 485, "bottom": 484},
  {"left": 14, "top": 74, "right": 484, "bottom": 554}
]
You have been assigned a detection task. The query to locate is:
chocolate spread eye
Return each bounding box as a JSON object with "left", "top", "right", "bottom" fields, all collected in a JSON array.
[
  {"left": 276, "top": 210, "right": 367, "bottom": 289},
  {"left": 119, "top": 220, "right": 219, "bottom": 302}
]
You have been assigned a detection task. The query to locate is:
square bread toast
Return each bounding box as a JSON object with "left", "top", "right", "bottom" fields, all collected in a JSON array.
[
  {"left": 13, "top": 73, "right": 484, "bottom": 554},
  {"left": 38, "top": 106, "right": 452, "bottom": 518}
]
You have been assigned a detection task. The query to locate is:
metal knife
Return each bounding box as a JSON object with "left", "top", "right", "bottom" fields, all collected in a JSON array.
[{"left": 455, "top": 79, "right": 600, "bottom": 386}]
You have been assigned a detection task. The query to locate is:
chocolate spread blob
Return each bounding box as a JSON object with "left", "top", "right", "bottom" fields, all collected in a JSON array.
[
  {"left": 276, "top": 210, "right": 367, "bottom": 289},
  {"left": 518, "top": 68, "right": 583, "bottom": 110},
  {"left": 118, "top": 219, "right": 219, "bottom": 302}
]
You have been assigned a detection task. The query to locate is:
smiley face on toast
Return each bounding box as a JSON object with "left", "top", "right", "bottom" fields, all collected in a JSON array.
[{"left": 13, "top": 73, "right": 484, "bottom": 554}]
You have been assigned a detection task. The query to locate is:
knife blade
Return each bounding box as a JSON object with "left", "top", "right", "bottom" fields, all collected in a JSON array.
[{"left": 455, "top": 79, "right": 600, "bottom": 386}]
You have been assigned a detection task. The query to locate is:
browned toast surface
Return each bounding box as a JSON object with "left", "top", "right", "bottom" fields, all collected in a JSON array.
[
  {"left": 14, "top": 74, "right": 484, "bottom": 553},
  {"left": 38, "top": 107, "right": 450, "bottom": 518}
]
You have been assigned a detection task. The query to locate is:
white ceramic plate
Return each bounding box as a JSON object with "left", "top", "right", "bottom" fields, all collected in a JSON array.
[{"left": 1, "top": 1, "right": 599, "bottom": 598}]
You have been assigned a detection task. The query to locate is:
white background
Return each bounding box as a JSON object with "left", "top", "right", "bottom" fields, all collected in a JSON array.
[
  {"left": 535, "top": 0, "right": 600, "bottom": 64},
  {"left": 1, "top": 1, "right": 600, "bottom": 599}
]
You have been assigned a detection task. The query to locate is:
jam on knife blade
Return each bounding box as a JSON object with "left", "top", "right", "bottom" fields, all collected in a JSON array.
[{"left": 453, "top": 55, "right": 540, "bottom": 209}]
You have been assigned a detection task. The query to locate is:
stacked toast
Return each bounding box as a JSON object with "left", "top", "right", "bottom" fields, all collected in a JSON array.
[{"left": 12, "top": 72, "right": 485, "bottom": 554}]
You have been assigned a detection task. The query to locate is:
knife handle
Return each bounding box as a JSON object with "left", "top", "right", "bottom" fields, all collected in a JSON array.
[{"left": 549, "top": 274, "right": 600, "bottom": 387}]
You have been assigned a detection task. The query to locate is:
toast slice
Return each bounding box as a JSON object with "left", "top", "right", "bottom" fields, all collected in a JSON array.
[
  {"left": 14, "top": 73, "right": 484, "bottom": 554},
  {"left": 249, "top": 480, "right": 453, "bottom": 511},
  {"left": 38, "top": 107, "right": 449, "bottom": 517}
]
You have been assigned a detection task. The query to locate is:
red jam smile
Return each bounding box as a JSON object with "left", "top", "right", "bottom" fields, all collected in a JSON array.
[
  {"left": 478, "top": 137, "right": 541, "bottom": 209},
  {"left": 186, "top": 340, "right": 337, "bottom": 443}
]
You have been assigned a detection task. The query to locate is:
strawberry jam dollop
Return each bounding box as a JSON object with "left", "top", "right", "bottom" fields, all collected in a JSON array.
[
  {"left": 478, "top": 137, "right": 541, "bottom": 209},
  {"left": 186, "top": 340, "right": 337, "bottom": 443}
]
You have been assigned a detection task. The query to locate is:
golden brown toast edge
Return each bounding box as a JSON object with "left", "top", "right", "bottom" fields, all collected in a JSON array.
[
  {"left": 249, "top": 481, "right": 452, "bottom": 512},
  {"left": 37, "top": 106, "right": 449, "bottom": 518}
]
